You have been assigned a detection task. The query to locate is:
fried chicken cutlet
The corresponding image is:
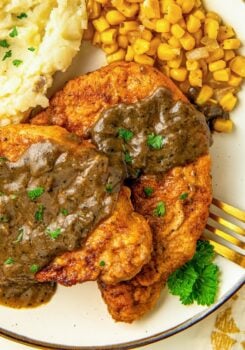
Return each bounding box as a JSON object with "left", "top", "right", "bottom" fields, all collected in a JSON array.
[{"left": 32, "top": 62, "right": 212, "bottom": 322}]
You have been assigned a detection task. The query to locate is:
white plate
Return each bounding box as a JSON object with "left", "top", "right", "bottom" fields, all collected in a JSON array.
[{"left": 1, "top": 0, "right": 245, "bottom": 348}]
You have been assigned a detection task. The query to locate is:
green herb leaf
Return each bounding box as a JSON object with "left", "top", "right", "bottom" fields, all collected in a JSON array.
[
  {"left": 28, "top": 47, "right": 35, "bottom": 52},
  {"left": 191, "top": 240, "right": 215, "bottom": 270},
  {"left": 0, "top": 40, "right": 10, "bottom": 48},
  {"left": 35, "top": 204, "right": 45, "bottom": 222},
  {"left": 179, "top": 192, "right": 188, "bottom": 200},
  {"left": 46, "top": 228, "right": 62, "bottom": 240},
  {"left": 12, "top": 59, "right": 23, "bottom": 67},
  {"left": 60, "top": 208, "right": 69, "bottom": 216},
  {"left": 17, "top": 13, "right": 27, "bottom": 19},
  {"left": 153, "top": 201, "right": 166, "bottom": 217},
  {"left": 105, "top": 183, "right": 113, "bottom": 193},
  {"left": 4, "top": 257, "right": 14, "bottom": 265},
  {"left": 0, "top": 156, "right": 8, "bottom": 162},
  {"left": 99, "top": 260, "right": 106, "bottom": 267},
  {"left": 30, "top": 264, "right": 39, "bottom": 273},
  {"left": 118, "top": 128, "right": 134, "bottom": 142},
  {"left": 144, "top": 187, "right": 154, "bottom": 197},
  {"left": 2, "top": 50, "right": 12, "bottom": 61},
  {"left": 27, "top": 187, "right": 45, "bottom": 201},
  {"left": 0, "top": 215, "right": 10, "bottom": 223},
  {"left": 124, "top": 152, "right": 133, "bottom": 164},
  {"left": 147, "top": 133, "right": 164, "bottom": 150},
  {"left": 9, "top": 26, "right": 18, "bottom": 38},
  {"left": 13, "top": 228, "right": 24, "bottom": 244}
]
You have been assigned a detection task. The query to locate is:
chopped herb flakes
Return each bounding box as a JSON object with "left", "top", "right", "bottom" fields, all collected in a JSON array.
[
  {"left": 0, "top": 40, "right": 10, "bottom": 48},
  {"left": 28, "top": 47, "right": 35, "bottom": 52},
  {"left": 147, "top": 133, "right": 164, "bottom": 150},
  {"left": 13, "top": 59, "right": 23, "bottom": 67},
  {"left": 9, "top": 27, "right": 18, "bottom": 38},
  {"left": 17, "top": 13, "right": 28, "bottom": 19},
  {"left": 124, "top": 152, "right": 132, "bottom": 164},
  {"left": 35, "top": 204, "right": 45, "bottom": 222},
  {"left": 105, "top": 183, "right": 113, "bottom": 193},
  {"left": 118, "top": 128, "right": 134, "bottom": 142},
  {"left": 144, "top": 187, "right": 154, "bottom": 197},
  {"left": 13, "top": 228, "right": 24, "bottom": 244},
  {"left": 153, "top": 201, "right": 166, "bottom": 217},
  {"left": 179, "top": 192, "right": 188, "bottom": 200},
  {"left": 27, "top": 187, "right": 45, "bottom": 201},
  {"left": 99, "top": 260, "right": 106, "bottom": 267},
  {"left": 30, "top": 264, "right": 39, "bottom": 273},
  {"left": 46, "top": 228, "right": 62, "bottom": 240},
  {"left": 60, "top": 208, "right": 68, "bottom": 216},
  {"left": 4, "top": 257, "right": 14, "bottom": 265},
  {"left": 2, "top": 50, "right": 12, "bottom": 61}
]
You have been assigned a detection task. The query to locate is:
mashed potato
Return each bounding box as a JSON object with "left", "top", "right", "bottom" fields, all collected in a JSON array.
[{"left": 0, "top": 0, "right": 87, "bottom": 125}]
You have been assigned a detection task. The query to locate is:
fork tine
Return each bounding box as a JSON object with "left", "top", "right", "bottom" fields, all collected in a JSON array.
[
  {"left": 209, "top": 213, "right": 245, "bottom": 236},
  {"left": 212, "top": 198, "right": 245, "bottom": 222},
  {"left": 206, "top": 224, "right": 245, "bottom": 250},
  {"left": 205, "top": 238, "right": 245, "bottom": 268}
]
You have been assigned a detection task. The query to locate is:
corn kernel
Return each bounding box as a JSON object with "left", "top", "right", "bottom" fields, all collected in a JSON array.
[
  {"left": 105, "top": 10, "right": 125, "bottom": 25},
  {"left": 147, "top": 37, "right": 161, "bottom": 55},
  {"left": 230, "top": 56, "right": 245, "bottom": 77},
  {"left": 118, "top": 35, "right": 129, "bottom": 49},
  {"left": 107, "top": 48, "right": 126, "bottom": 63},
  {"left": 178, "top": 18, "right": 186, "bottom": 29},
  {"left": 93, "top": 16, "right": 110, "bottom": 33},
  {"left": 193, "top": 9, "right": 205, "bottom": 21},
  {"left": 217, "top": 25, "right": 235, "bottom": 42},
  {"left": 171, "top": 24, "right": 185, "bottom": 38},
  {"left": 222, "top": 39, "right": 241, "bottom": 50},
  {"left": 195, "top": 0, "right": 202, "bottom": 8},
  {"left": 157, "top": 43, "right": 180, "bottom": 60},
  {"left": 206, "top": 48, "right": 224, "bottom": 63},
  {"left": 180, "top": 33, "right": 195, "bottom": 50},
  {"left": 140, "top": 0, "right": 160, "bottom": 19},
  {"left": 112, "top": 0, "right": 139, "bottom": 18},
  {"left": 170, "top": 67, "right": 187, "bottom": 81},
  {"left": 213, "top": 68, "right": 230, "bottom": 82},
  {"left": 141, "top": 29, "right": 153, "bottom": 41},
  {"left": 208, "top": 60, "right": 226, "bottom": 72},
  {"left": 166, "top": 4, "right": 183, "bottom": 24},
  {"left": 134, "top": 54, "right": 154, "bottom": 65},
  {"left": 205, "top": 18, "right": 219, "bottom": 40},
  {"left": 167, "top": 53, "right": 183, "bottom": 68},
  {"left": 125, "top": 45, "right": 134, "bottom": 61},
  {"left": 119, "top": 21, "right": 138, "bottom": 35},
  {"left": 96, "top": 0, "right": 108, "bottom": 5},
  {"left": 193, "top": 28, "right": 202, "bottom": 45},
  {"left": 133, "top": 38, "right": 150, "bottom": 54},
  {"left": 187, "top": 15, "right": 201, "bottom": 33},
  {"left": 168, "top": 36, "right": 181, "bottom": 48},
  {"left": 92, "top": 31, "right": 101, "bottom": 45},
  {"left": 87, "top": 0, "right": 101, "bottom": 19},
  {"left": 186, "top": 59, "right": 199, "bottom": 71},
  {"left": 224, "top": 50, "right": 235, "bottom": 62},
  {"left": 161, "top": 32, "right": 171, "bottom": 40},
  {"left": 181, "top": 0, "right": 195, "bottom": 14},
  {"left": 213, "top": 119, "right": 233, "bottom": 133},
  {"left": 155, "top": 18, "right": 170, "bottom": 33},
  {"left": 189, "top": 69, "right": 202, "bottom": 87},
  {"left": 196, "top": 85, "right": 213, "bottom": 105},
  {"left": 102, "top": 43, "right": 119, "bottom": 54},
  {"left": 162, "top": 65, "right": 171, "bottom": 76},
  {"left": 207, "top": 11, "right": 221, "bottom": 23},
  {"left": 220, "top": 92, "right": 238, "bottom": 111},
  {"left": 229, "top": 74, "right": 242, "bottom": 87},
  {"left": 141, "top": 18, "right": 157, "bottom": 30},
  {"left": 100, "top": 28, "right": 117, "bottom": 45},
  {"left": 160, "top": 0, "right": 174, "bottom": 14}
]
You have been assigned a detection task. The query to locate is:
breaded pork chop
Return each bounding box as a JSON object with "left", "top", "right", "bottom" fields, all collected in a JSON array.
[{"left": 36, "top": 186, "right": 152, "bottom": 285}]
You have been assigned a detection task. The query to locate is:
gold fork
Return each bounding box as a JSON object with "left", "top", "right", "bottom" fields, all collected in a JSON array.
[{"left": 203, "top": 198, "right": 245, "bottom": 268}]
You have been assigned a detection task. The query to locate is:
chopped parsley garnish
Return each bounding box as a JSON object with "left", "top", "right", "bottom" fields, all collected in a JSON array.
[
  {"left": 13, "top": 228, "right": 24, "bottom": 244},
  {"left": 46, "top": 228, "right": 62, "bottom": 240},
  {"left": 124, "top": 152, "right": 133, "bottom": 164},
  {"left": 118, "top": 128, "right": 134, "bottom": 142},
  {"left": 153, "top": 201, "right": 166, "bottom": 217},
  {"left": 167, "top": 240, "right": 219, "bottom": 306},
  {"left": 105, "top": 183, "right": 113, "bottom": 193},
  {"left": 144, "top": 187, "right": 154, "bottom": 197},
  {"left": 9, "top": 26, "right": 18, "bottom": 38},
  {"left": 2, "top": 50, "right": 12, "bottom": 61},
  {"left": 27, "top": 187, "right": 45, "bottom": 201},
  {"left": 147, "top": 133, "right": 164, "bottom": 150},
  {"left": 99, "top": 260, "right": 106, "bottom": 267},
  {"left": 13, "top": 59, "right": 23, "bottom": 67},
  {"left": 0, "top": 156, "right": 8, "bottom": 162},
  {"left": 4, "top": 257, "right": 14, "bottom": 265},
  {"left": 60, "top": 208, "right": 69, "bottom": 216},
  {"left": 28, "top": 47, "right": 35, "bottom": 52},
  {"left": 35, "top": 204, "right": 45, "bottom": 221},
  {"left": 30, "top": 264, "right": 39, "bottom": 273},
  {"left": 179, "top": 192, "right": 188, "bottom": 200},
  {"left": 0, "top": 215, "right": 10, "bottom": 223},
  {"left": 17, "top": 13, "right": 28, "bottom": 19},
  {"left": 0, "top": 40, "right": 10, "bottom": 48}
]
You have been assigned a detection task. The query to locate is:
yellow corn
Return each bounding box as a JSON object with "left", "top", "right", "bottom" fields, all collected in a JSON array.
[
  {"left": 125, "top": 45, "right": 134, "bottom": 61},
  {"left": 96, "top": 0, "right": 108, "bottom": 4},
  {"left": 186, "top": 14, "right": 201, "bottom": 33},
  {"left": 155, "top": 18, "right": 170, "bottom": 33},
  {"left": 224, "top": 50, "right": 235, "bottom": 62},
  {"left": 206, "top": 48, "right": 224, "bottom": 63},
  {"left": 141, "top": 18, "right": 157, "bottom": 30},
  {"left": 102, "top": 42, "right": 119, "bottom": 54},
  {"left": 87, "top": 0, "right": 101, "bottom": 19},
  {"left": 134, "top": 54, "right": 154, "bottom": 65},
  {"left": 160, "top": 0, "right": 174, "bottom": 14},
  {"left": 141, "top": 29, "right": 153, "bottom": 41},
  {"left": 189, "top": 69, "right": 202, "bottom": 87},
  {"left": 196, "top": 85, "right": 213, "bottom": 105},
  {"left": 117, "top": 35, "right": 128, "bottom": 49},
  {"left": 207, "top": 11, "right": 221, "bottom": 23},
  {"left": 205, "top": 18, "right": 219, "bottom": 40},
  {"left": 213, "top": 68, "right": 230, "bottom": 82},
  {"left": 119, "top": 21, "right": 138, "bottom": 35},
  {"left": 93, "top": 16, "right": 110, "bottom": 33},
  {"left": 112, "top": 0, "right": 139, "bottom": 18},
  {"left": 222, "top": 39, "right": 241, "bottom": 50},
  {"left": 140, "top": 0, "right": 160, "bottom": 19},
  {"left": 157, "top": 43, "right": 180, "bottom": 60},
  {"left": 213, "top": 119, "right": 233, "bottom": 133},
  {"left": 147, "top": 37, "right": 161, "bottom": 55},
  {"left": 220, "top": 92, "right": 238, "bottom": 111},
  {"left": 180, "top": 32, "right": 195, "bottom": 50},
  {"left": 170, "top": 67, "right": 187, "bottom": 81},
  {"left": 168, "top": 36, "right": 181, "bottom": 48},
  {"left": 166, "top": 4, "right": 183, "bottom": 24},
  {"left": 162, "top": 64, "right": 171, "bottom": 76},
  {"left": 167, "top": 53, "right": 183, "bottom": 68},
  {"left": 195, "top": 0, "right": 202, "bottom": 7},
  {"left": 208, "top": 60, "right": 226, "bottom": 72},
  {"left": 92, "top": 31, "right": 101, "bottom": 45},
  {"left": 229, "top": 74, "right": 242, "bottom": 87},
  {"left": 186, "top": 59, "right": 199, "bottom": 71},
  {"left": 218, "top": 25, "right": 235, "bottom": 42},
  {"left": 107, "top": 48, "right": 126, "bottom": 63},
  {"left": 181, "top": 0, "right": 195, "bottom": 14},
  {"left": 105, "top": 10, "right": 125, "bottom": 25},
  {"left": 161, "top": 32, "right": 172, "bottom": 41},
  {"left": 100, "top": 28, "right": 117, "bottom": 45},
  {"left": 193, "top": 29, "right": 202, "bottom": 46},
  {"left": 133, "top": 38, "right": 150, "bottom": 54},
  {"left": 171, "top": 24, "right": 185, "bottom": 38},
  {"left": 230, "top": 56, "right": 245, "bottom": 77},
  {"left": 193, "top": 9, "right": 205, "bottom": 21},
  {"left": 178, "top": 18, "right": 187, "bottom": 29}
]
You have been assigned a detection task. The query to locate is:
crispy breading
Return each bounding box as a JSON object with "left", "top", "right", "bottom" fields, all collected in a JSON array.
[{"left": 36, "top": 186, "right": 152, "bottom": 285}]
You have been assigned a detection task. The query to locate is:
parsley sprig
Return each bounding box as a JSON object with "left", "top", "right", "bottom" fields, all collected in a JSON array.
[
  {"left": 118, "top": 128, "right": 134, "bottom": 142},
  {"left": 27, "top": 187, "right": 45, "bottom": 201},
  {"left": 147, "top": 133, "right": 164, "bottom": 150}
]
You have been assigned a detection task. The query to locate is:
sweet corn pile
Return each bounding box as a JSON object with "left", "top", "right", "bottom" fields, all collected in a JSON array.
[{"left": 85, "top": 0, "right": 245, "bottom": 133}]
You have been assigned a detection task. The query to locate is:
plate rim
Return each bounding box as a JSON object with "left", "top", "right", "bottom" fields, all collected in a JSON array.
[{"left": 1, "top": 275, "right": 244, "bottom": 350}]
